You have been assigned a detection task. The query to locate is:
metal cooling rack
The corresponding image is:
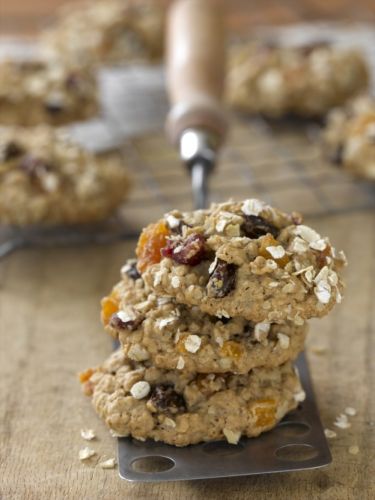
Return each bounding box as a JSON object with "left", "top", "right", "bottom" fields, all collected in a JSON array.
[{"left": 1, "top": 23, "right": 375, "bottom": 259}]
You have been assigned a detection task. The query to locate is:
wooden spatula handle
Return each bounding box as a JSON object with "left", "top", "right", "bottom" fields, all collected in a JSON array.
[{"left": 166, "top": 0, "right": 228, "bottom": 146}]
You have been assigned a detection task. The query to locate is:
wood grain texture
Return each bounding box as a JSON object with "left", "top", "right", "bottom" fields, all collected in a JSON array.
[{"left": 0, "top": 210, "right": 374, "bottom": 499}]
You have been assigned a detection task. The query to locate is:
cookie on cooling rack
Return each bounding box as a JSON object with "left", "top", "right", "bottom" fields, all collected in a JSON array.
[
  {"left": 80, "top": 349, "right": 304, "bottom": 446},
  {"left": 323, "top": 95, "right": 375, "bottom": 180},
  {"left": 100, "top": 260, "right": 306, "bottom": 374},
  {"left": 135, "top": 199, "right": 346, "bottom": 324},
  {"left": 226, "top": 41, "right": 369, "bottom": 118},
  {"left": 41, "top": 0, "right": 164, "bottom": 66},
  {"left": 0, "top": 126, "right": 130, "bottom": 225},
  {"left": 0, "top": 59, "right": 98, "bottom": 126}
]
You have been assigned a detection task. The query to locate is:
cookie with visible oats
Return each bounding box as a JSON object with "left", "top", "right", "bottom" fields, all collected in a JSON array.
[
  {"left": 0, "top": 59, "right": 98, "bottom": 126},
  {"left": 41, "top": 0, "right": 164, "bottom": 66},
  {"left": 136, "top": 199, "right": 346, "bottom": 323},
  {"left": 323, "top": 95, "right": 375, "bottom": 180},
  {"left": 100, "top": 261, "right": 306, "bottom": 374},
  {"left": 0, "top": 126, "right": 130, "bottom": 225},
  {"left": 226, "top": 41, "right": 368, "bottom": 118},
  {"left": 80, "top": 349, "right": 304, "bottom": 446}
]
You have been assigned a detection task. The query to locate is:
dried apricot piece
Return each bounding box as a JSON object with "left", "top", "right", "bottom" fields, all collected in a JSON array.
[
  {"left": 259, "top": 234, "right": 289, "bottom": 268},
  {"left": 78, "top": 368, "right": 94, "bottom": 384},
  {"left": 220, "top": 341, "right": 243, "bottom": 360},
  {"left": 136, "top": 221, "right": 170, "bottom": 273},
  {"left": 250, "top": 398, "right": 277, "bottom": 428},
  {"left": 101, "top": 292, "right": 119, "bottom": 326}
]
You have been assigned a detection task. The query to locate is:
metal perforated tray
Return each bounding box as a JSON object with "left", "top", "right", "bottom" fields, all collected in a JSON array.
[{"left": 117, "top": 352, "right": 331, "bottom": 482}]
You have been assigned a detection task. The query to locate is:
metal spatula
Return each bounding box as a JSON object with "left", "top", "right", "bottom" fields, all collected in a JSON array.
[{"left": 165, "top": 0, "right": 228, "bottom": 209}]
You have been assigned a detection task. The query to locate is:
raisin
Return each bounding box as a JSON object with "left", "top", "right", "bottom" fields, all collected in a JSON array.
[
  {"left": 126, "top": 261, "right": 141, "bottom": 280},
  {"left": 3, "top": 141, "right": 24, "bottom": 161},
  {"left": 44, "top": 101, "right": 64, "bottom": 115},
  {"left": 331, "top": 144, "right": 344, "bottom": 166},
  {"left": 109, "top": 313, "right": 142, "bottom": 331},
  {"left": 161, "top": 233, "right": 206, "bottom": 266},
  {"left": 241, "top": 215, "right": 279, "bottom": 239},
  {"left": 207, "top": 258, "right": 237, "bottom": 298},
  {"left": 18, "top": 155, "right": 53, "bottom": 177},
  {"left": 148, "top": 385, "right": 186, "bottom": 414}
]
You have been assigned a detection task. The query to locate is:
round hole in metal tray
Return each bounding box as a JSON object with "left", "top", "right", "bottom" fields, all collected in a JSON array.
[
  {"left": 202, "top": 441, "right": 245, "bottom": 456},
  {"left": 274, "top": 421, "right": 311, "bottom": 437},
  {"left": 130, "top": 456, "right": 175, "bottom": 473},
  {"left": 275, "top": 444, "right": 318, "bottom": 462}
]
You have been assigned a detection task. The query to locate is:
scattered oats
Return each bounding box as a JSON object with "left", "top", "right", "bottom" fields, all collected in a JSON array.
[
  {"left": 309, "top": 238, "right": 327, "bottom": 251},
  {"left": 294, "top": 390, "right": 306, "bottom": 402},
  {"left": 314, "top": 281, "right": 331, "bottom": 304},
  {"left": 184, "top": 334, "right": 201, "bottom": 353},
  {"left": 266, "top": 259, "right": 278, "bottom": 270},
  {"left": 295, "top": 225, "right": 321, "bottom": 243},
  {"left": 348, "top": 445, "right": 359, "bottom": 455},
  {"left": 314, "top": 266, "right": 329, "bottom": 284},
  {"left": 156, "top": 317, "right": 176, "bottom": 330},
  {"left": 311, "top": 345, "right": 327, "bottom": 355},
  {"left": 254, "top": 323, "right": 270, "bottom": 342},
  {"left": 324, "top": 429, "right": 337, "bottom": 439},
  {"left": 216, "top": 218, "right": 228, "bottom": 232},
  {"left": 98, "top": 458, "right": 117, "bottom": 469},
  {"left": 334, "top": 413, "right": 351, "bottom": 429},
  {"left": 153, "top": 270, "right": 164, "bottom": 286},
  {"left": 223, "top": 428, "right": 241, "bottom": 445},
  {"left": 79, "top": 447, "right": 96, "bottom": 461},
  {"left": 116, "top": 309, "right": 136, "bottom": 323},
  {"left": 209, "top": 257, "right": 218, "bottom": 274},
  {"left": 80, "top": 429, "right": 96, "bottom": 441},
  {"left": 127, "top": 344, "right": 149, "bottom": 362},
  {"left": 345, "top": 407, "right": 357, "bottom": 416},
  {"left": 268, "top": 281, "right": 279, "bottom": 288},
  {"left": 130, "top": 381, "right": 151, "bottom": 399},
  {"left": 164, "top": 418, "right": 176, "bottom": 428},
  {"left": 216, "top": 309, "right": 230, "bottom": 319},
  {"left": 305, "top": 268, "right": 315, "bottom": 284},
  {"left": 242, "top": 198, "right": 264, "bottom": 216},
  {"left": 266, "top": 245, "right": 286, "bottom": 259},
  {"left": 165, "top": 214, "right": 180, "bottom": 229},
  {"left": 289, "top": 236, "right": 309, "bottom": 254},
  {"left": 171, "top": 276, "right": 181, "bottom": 288},
  {"left": 277, "top": 333, "right": 290, "bottom": 349},
  {"left": 293, "top": 265, "right": 313, "bottom": 276},
  {"left": 157, "top": 296, "right": 173, "bottom": 306},
  {"left": 176, "top": 356, "right": 185, "bottom": 370}
]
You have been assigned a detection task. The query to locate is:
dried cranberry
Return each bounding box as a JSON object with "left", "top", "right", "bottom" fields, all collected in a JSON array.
[
  {"left": 2, "top": 141, "right": 24, "bottom": 161},
  {"left": 161, "top": 233, "right": 206, "bottom": 266},
  {"left": 241, "top": 215, "right": 279, "bottom": 239},
  {"left": 148, "top": 385, "right": 186, "bottom": 414},
  {"left": 18, "top": 155, "right": 53, "bottom": 177},
  {"left": 126, "top": 261, "right": 141, "bottom": 281},
  {"left": 207, "top": 258, "right": 237, "bottom": 298},
  {"left": 109, "top": 312, "right": 142, "bottom": 332}
]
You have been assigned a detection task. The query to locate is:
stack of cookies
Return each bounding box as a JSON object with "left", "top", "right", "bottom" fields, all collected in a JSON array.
[{"left": 81, "top": 199, "right": 346, "bottom": 446}]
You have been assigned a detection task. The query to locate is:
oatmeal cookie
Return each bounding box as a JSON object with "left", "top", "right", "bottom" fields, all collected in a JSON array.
[
  {"left": 41, "top": 0, "right": 164, "bottom": 66},
  {"left": 0, "top": 126, "right": 130, "bottom": 225},
  {"left": 323, "top": 95, "right": 375, "bottom": 180},
  {"left": 81, "top": 349, "right": 304, "bottom": 446},
  {"left": 0, "top": 59, "right": 98, "bottom": 126},
  {"left": 226, "top": 41, "right": 369, "bottom": 118},
  {"left": 136, "top": 199, "right": 346, "bottom": 323},
  {"left": 101, "top": 261, "right": 306, "bottom": 374}
]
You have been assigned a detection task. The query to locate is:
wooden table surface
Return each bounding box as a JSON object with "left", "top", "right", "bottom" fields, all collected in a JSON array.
[{"left": 1, "top": 210, "right": 374, "bottom": 499}]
